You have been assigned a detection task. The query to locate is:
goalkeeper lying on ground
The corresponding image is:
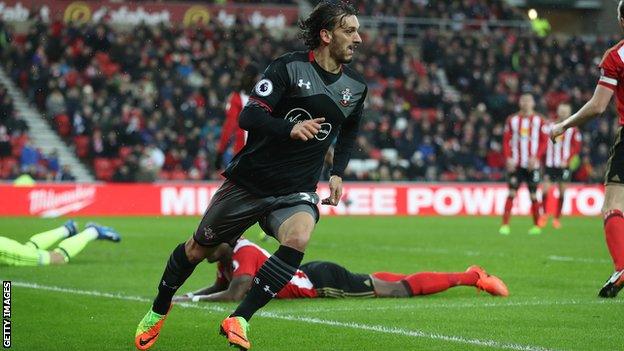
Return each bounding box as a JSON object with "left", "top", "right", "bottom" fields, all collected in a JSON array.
[
  {"left": 174, "top": 238, "right": 508, "bottom": 302},
  {"left": 0, "top": 220, "right": 120, "bottom": 266}
]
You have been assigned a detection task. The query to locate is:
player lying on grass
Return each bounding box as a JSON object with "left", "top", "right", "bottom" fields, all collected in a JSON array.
[
  {"left": 173, "top": 238, "right": 509, "bottom": 303},
  {"left": 0, "top": 220, "right": 120, "bottom": 266}
]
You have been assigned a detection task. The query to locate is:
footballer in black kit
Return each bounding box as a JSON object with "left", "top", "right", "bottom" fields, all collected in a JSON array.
[{"left": 135, "top": 2, "right": 366, "bottom": 351}]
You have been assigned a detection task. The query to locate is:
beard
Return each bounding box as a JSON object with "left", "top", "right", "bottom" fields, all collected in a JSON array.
[{"left": 330, "top": 44, "right": 354, "bottom": 64}]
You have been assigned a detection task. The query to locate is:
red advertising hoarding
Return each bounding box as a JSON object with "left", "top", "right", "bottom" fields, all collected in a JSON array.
[
  {"left": 0, "top": 183, "right": 604, "bottom": 217},
  {"left": 0, "top": 0, "right": 299, "bottom": 28}
]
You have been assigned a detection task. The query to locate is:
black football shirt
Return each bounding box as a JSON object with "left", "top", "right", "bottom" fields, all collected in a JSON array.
[{"left": 224, "top": 51, "right": 367, "bottom": 197}]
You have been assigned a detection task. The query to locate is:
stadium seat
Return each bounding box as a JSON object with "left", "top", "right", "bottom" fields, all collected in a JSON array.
[
  {"left": 54, "top": 114, "right": 71, "bottom": 137},
  {"left": 93, "top": 157, "right": 114, "bottom": 181},
  {"left": 74, "top": 136, "right": 90, "bottom": 159}
]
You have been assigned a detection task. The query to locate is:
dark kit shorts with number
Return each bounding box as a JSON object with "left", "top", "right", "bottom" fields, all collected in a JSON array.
[
  {"left": 606, "top": 126, "right": 624, "bottom": 185},
  {"left": 507, "top": 167, "right": 541, "bottom": 193},
  {"left": 300, "top": 261, "right": 376, "bottom": 298},
  {"left": 544, "top": 167, "right": 571, "bottom": 183},
  {"left": 193, "top": 179, "right": 319, "bottom": 247}
]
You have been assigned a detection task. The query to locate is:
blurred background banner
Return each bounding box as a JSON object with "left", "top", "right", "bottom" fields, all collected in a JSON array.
[
  {"left": 0, "top": 0, "right": 299, "bottom": 28},
  {"left": 0, "top": 182, "right": 604, "bottom": 217}
]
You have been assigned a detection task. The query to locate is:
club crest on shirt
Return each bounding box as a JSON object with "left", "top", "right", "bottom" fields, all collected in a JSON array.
[
  {"left": 254, "top": 79, "right": 273, "bottom": 97},
  {"left": 340, "top": 88, "right": 352, "bottom": 107}
]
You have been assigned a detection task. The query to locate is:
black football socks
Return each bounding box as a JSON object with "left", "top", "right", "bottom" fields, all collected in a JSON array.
[
  {"left": 232, "top": 245, "right": 304, "bottom": 321},
  {"left": 152, "top": 243, "right": 199, "bottom": 315}
]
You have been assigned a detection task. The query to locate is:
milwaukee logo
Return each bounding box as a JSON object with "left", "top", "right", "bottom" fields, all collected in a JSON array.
[{"left": 29, "top": 186, "right": 97, "bottom": 217}]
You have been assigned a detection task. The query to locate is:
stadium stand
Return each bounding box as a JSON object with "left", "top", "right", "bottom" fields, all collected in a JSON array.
[{"left": 0, "top": 5, "right": 617, "bottom": 183}]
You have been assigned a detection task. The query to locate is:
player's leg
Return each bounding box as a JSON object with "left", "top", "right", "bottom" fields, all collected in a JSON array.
[
  {"left": 302, "top": 261, "right": 376, "bottom": 298},
  {"left": 230, "top": 205, "right": 315, "bottom": 319},
  {"left": 26, "top": 220, "right": 77, "bottom": 250},
  {"left": 52, "top": 223, "right": 120, "bottom": 263},
  {"left": 137, "top": 180, "right": 259, "bottom": 350},
  {"left": 374, "top": 266, "right": 508, "bottom": 297},
  {"left": 553, "top": 178, "right": 566, "bottom": 229},
  {"left": 539, "top": 173, "right": 552, "bottom": 227},
  {"left": 528, "top": 169, "right": 542, "bottom": 235},
  {"left": 222, "top": 203, "right": 317, "bottom": 350},
  {"left": 599, "top": 184, "right": 624, "bottom": 297},
  {"left": 500, "top": 169, "right": 519, "bottom": 235},
  {"left": 0, "top": 236, "right": 52, "bottom": 266}
]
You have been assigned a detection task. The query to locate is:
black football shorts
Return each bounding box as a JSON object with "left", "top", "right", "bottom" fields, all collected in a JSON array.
[
  {"left": 299, "top": 261, "right": 375, "bottom": 298},
  {"left": 507, "top": 167, "right": 540, "bottom": 193},
  {"left": 193, "top": 179, "right": 319, "bottom": 247},
  {"left": 606, "top": 126, "right": 624, "bottom": 185}
]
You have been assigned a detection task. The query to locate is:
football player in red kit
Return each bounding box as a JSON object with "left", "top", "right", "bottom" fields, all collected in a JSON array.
[
  {"left": 551, "top": 0, "right": 624, "bottom": 298},
  {"left": 173, "top": 238, "right": 509, "bottom": 303},
  {"left": 539, "top": 103, "right": 582, "bottom": 229}
]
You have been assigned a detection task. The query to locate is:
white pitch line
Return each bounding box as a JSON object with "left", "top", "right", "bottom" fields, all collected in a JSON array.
[
  {"left": 547, "top": 255, "right": 611, "bottom": 264},
  {"left": 8, "top": 280, "right": 558, "bottom": 351},
  {"left": 274, "top": 297, "right": 624, "bottom": 314}
]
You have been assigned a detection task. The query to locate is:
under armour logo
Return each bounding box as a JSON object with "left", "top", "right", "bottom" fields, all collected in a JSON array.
[
  {"left": 263, "top": 285, "right": 277, "bottom": 297},
  {"left": 298, "top": 79, "right": 311, "bottom": 89},
  {"left": 161, "top": 280, "right": 179, "bottom": 290}
]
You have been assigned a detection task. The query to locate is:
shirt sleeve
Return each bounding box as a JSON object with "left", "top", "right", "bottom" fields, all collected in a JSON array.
[
  {"left": 330, "top": 87, "right": 367, "bottom": 177},
  {"left": 238, "top": 57, "right": 294, "bottom": 138},
  {"left": 231, "top": 247, "right": 261, "bottom": 278},
  {"left": 598, "top": 49, "right": 620, "bottom": 91},
  {"left": 215, "top": 262, "right": 228, "bottom": 286}
]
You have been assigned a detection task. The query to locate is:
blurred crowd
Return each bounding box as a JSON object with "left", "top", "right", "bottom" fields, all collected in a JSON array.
[
  {"left": 354, "top": 0, "right": 523, "bottom": 21},
  {"left": 0, "top": 10, "right": 618, "bottom": 183}
]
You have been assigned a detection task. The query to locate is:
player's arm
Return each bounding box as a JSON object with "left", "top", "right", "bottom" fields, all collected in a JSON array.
[
  {"left": 551, "top": 85, "right": 614, "bottom": 140},
  {"left": 172, "top": 276, "right": 230, "bottom": 302},
  {"left": 189, "top": 275, "right": 253, "bottom": 302},
  {"left": 323, "top": 87, "right": 367, "bottom": 206},
  {"left": 502, "top": 118, "right": 514, "bottom": 171}
]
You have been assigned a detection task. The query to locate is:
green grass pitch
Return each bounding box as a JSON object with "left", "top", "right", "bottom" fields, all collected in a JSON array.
[{"left": 1, "top": 215, "right": 621, "bottom": 350}]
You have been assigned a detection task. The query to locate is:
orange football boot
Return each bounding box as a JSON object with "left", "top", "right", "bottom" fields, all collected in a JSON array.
[
  {"left": 220, "top": 316, "right": 251, "bottom": 350},
  {"left": 135, "top": 305, "right": 172, "bottom": 350},
  {"left": 466, "top": 265, "right": 509, "bottom": 297}
]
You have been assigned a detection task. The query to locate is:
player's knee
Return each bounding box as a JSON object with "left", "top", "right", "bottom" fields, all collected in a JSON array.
[
  {"left": 281, "top": 226, "right": 312, "bottom": 251},
  {"left": 184, "top": 238, "right": 210, "bottom": 263}
]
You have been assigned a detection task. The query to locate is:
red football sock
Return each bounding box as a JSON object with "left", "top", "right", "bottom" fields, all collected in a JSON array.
[
  {"left": 555, "top": 193, "right": 564, "bottom": 219},
  {"left": 401, "top": 272, "right": 478, "bottom": 296},
  {"left": 531, "top": 200, "right": 540, "bottom": 225},
  {"left": 604, "top": 210, "right": 624, "bottom": 271},
  {"left": 372, "top": 272, "right": 407, "bottom": 282},
  {"left": 541, "top": 192, "right": 548, "bottom": 215},
  {"left": 502, "top": 196, "right": 513, "bottom": 225}
]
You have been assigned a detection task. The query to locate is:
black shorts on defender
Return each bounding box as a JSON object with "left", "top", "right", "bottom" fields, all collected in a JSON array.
[
  {"left": 544, "top": 167, "right": 571, "bottom": 182},
  {"left": 606, "top": 126, "right": 624, "bottom": 185},
  {"left": 193, "top": 179, "right": 319, "bottom": 247},
  {"left": 299, "top": 261, "right": 375, "bottom": 298},
  {"left": 508, "top": 167, "right": 540, "bottom": 193}
]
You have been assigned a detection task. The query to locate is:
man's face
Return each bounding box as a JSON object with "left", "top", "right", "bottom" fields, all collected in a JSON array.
[
  {"left": 557, "top": 104, "right": 571, "bottom": 120},
  {"left": 519, "top": 94, "right": 535, "bottom": 112},
  {"left": 327, "top": 15, "right": 362, "bottom": 64}
]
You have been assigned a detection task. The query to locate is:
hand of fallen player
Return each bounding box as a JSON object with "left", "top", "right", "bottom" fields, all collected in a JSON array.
[
  {"left": 290, "top": 118, "right": 325, "bottom": 141},
  {"left": 322, "top": 175, "right": 342, "bottom": 206},
  {"left": 550, "top": 122, "right": 565, "bottom": 143}
]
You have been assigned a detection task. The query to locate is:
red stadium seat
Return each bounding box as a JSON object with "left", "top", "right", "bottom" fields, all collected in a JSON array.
[
  {"left": 170, "top": 169, "right": 187, "bottom": 181},
  {"left": 54, "top": 114, "right": 71, "bottom": 137},
  {"left": 74, "top": 136, "right": 90, "bottom": 158},
  {"left": 93, "top": 157, "right": 114, "bottom": 181},
  {"left": 10, "top": 135, "right": 28, "bottom": 158},
  {"left": 118, "top": 146, "right": 132, "bottom": 160}
]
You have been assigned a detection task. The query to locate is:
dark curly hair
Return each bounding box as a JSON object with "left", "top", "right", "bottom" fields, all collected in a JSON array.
[
  {"left": 620, "top": 0, "right": 624, "bottom": 19},
  {"left": 299, "top": 1, "right": 358, "bottom": 50}
]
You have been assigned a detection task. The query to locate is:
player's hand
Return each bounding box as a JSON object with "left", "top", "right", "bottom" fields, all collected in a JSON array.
[
  {"left": 550, "top": 122, "right": 566, "bottom": 143},
  {"left": 172, "top": 293, "right": 193, "bottom": 302},
  {"left": 290, "top": 118, "right": 325, "bottom": 141},
  {"left": 322, "top": 175, "right": 342, "bottom": 206}
]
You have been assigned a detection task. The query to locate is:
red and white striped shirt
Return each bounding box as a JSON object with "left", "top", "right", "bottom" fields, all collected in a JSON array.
[
  {"left": 598, "top": 40, "right": 624, "bottom": 125},
  {"left": 545, "top": 123, "right": 582, "bottom": 168},
  {"left": 217, "top": 91, "right": 249, "bottom": 155},
  {"left": 503, "top": 113, "right": 548, "bottom": 169}
]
